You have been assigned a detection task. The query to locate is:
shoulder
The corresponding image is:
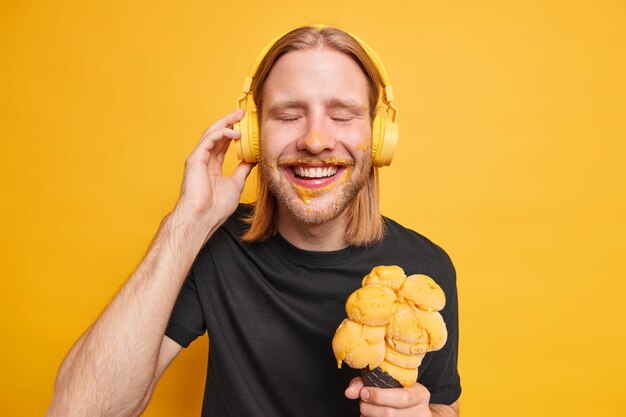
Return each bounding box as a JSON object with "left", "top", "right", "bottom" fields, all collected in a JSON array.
[
  {"left": 382, "top": 217, "right": 453, "bottom": 264},
  {"left": 194, "top": 204, "right": 254, "bottom": 262},
  {"left": 379, "top": 217, "right": 456, "bottom": 289},
  {"left": 218, "top": 203, "right": 253, "bottom": 238}
]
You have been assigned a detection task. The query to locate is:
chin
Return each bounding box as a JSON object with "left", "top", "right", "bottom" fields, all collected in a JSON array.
[{"left": 282, "top": 198, "right": 348, "bottom": 226}]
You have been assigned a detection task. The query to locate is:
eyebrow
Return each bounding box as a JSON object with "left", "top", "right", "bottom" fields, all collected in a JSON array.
[
  {"left": 266, "top": 98, "right": 368, "bottom": 115},
  {"left": 326, "top": 98, "right": 368, "bottom": 115}
]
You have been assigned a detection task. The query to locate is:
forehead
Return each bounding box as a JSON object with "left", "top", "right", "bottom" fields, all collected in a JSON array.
[{"left": 262, "top": 48, "right": 370, "bottom": 106}]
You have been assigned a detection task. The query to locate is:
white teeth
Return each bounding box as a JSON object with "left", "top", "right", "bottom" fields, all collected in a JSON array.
[{"left": 294, "top": 166, "right": 338, "bottom": 178}]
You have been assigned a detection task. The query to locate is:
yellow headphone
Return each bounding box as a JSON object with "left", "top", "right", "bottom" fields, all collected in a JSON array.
[{"left": 233, "top": 25, "right": 398, "bottom": 167}]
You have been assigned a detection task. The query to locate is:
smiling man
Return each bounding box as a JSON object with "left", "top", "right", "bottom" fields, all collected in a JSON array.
[{"left": 47, "top": 26, "right": 461, "bottom": 417}]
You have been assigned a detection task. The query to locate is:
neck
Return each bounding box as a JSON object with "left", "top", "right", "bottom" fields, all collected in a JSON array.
[{"left": 276, "top": 206, "right": 349, "bottom": 251}]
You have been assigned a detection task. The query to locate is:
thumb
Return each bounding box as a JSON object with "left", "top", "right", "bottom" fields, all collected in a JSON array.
[{"left": 231, "top": 161, "right": 255, "bottom": 189}]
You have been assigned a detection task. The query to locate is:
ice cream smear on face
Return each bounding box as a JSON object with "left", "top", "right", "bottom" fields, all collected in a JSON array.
[
  {"left": 285, "top": 160, "right": 353, "bottom": 205},
  {"left": 332, "top": 266, "right": 447, "bottom": 388}
]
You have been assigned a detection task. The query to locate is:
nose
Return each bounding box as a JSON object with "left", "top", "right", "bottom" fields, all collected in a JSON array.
[{"left": 297, "top": 125, "right": 336, "bottom": 155}]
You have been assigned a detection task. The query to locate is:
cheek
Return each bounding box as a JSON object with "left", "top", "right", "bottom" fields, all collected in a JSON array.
[
  {"left": 355, "top": 141, "right": 370, "bottom": 152},
  {"left": 353, "top": 126, "right": 372, "bottom": 154},
  {"left": 260, "top": 125, "right": 286, "bottom": 171},
  {"left": 260, "top": 125, "right": 278, "bottom": 158},
  {"left": 261, "top": 122, "right": 295, "bottom": 156},
  {"left": 260, "top": 123, "right": 272, "bottom": 147}
]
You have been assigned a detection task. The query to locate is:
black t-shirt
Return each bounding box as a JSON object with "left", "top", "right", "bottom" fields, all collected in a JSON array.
[{"left": 166, "top": 205, "right": 461, "bottom": 416}]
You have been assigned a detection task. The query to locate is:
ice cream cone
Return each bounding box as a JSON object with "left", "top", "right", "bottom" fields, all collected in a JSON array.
[
  {"left": 333, "top": 266, "right": 447, "bottom": 390},
  {"left": 361, "top": 367, "right": 403, "bottom": 388}
]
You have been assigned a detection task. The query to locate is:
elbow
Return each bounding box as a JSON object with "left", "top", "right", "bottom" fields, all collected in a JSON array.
[{"left": 46, "top": 372, "right": 149, "bottom": 417}]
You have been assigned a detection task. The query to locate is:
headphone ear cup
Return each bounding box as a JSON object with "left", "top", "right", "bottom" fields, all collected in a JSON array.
[
  {"left": 233, "top": 92, "right": 261, "bottom": 164},
  {"left": 248, "top": 110, "right": 261, "bottom": 163},
  {"left": 371, "top": 110, "right": 385, "bottom": 167},
  {"left": 379, "top": 117, "right": 398, "bottom": 167},
  {"left": 234, "top": 101, "right": 261, "bottom": 163},
  {"left": 371, "top": 109, "right": 397, "bottom": 167}
]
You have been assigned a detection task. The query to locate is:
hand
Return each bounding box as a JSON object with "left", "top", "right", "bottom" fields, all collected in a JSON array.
[
  {"left": 175, "top": 109, "right": 254, "bottom": 232},
  {"left": 345, "top": 377, "right": 432, "bottom": 417}
]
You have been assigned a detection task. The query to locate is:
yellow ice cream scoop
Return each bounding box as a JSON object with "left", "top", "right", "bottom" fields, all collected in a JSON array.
[
  {"left": 379, "top": 360, "right": 419, "bottom": 389},
  {"left": 332, "top": 319, "right": 386, "bottom": 370},
  {"left": 399, "top": 274, "right": 446, "bottom": 312},
  {"left": 386, "top": 303, "right": 448, "bottom": 351},
  {"left": 384, "top": 340, "right": 426, "bottom": 369},
  {"left": 386, "top": 303, "right": 429, "bottom": 344},
  {"left": 411, "top": 307, "right": 447, "bottom": 351},
  {"left": 386, "top": 335, "right": 429, "bottom": 356},
  {"left": 345, "top": 284, "right": 396, "bottom": 326},
  {"left": 362, "top": 265, "right": 407, "bottom": 290}
]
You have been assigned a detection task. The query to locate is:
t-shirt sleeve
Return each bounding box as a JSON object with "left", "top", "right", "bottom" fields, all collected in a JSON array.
[
  {"left": 418, "top": 248, "right": 462, "bottom": 405},
  {"left": 165, "top": 270, "right": 206, "bottom": 348}
]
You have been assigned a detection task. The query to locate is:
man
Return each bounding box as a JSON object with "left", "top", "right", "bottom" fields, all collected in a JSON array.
[{"left": 47, "top": 25, "right": 460, "bottom": 417}]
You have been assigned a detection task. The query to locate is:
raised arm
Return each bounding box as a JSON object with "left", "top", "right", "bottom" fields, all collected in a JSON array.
[{"left": 46, "top": 109, "right": 253, "bottom": 417}]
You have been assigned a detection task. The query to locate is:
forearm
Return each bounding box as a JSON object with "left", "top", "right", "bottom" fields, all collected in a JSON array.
[
  {"left": 47, "top": 208, "right": 215, "bottom": 417},
  {"left": 430, "top": 402, "right": 460, "bottom": 417}
]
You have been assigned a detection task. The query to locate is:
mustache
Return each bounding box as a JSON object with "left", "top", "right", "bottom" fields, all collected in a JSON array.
[{"left": 276, "top": 155, "right": 355, "bottom": 165}]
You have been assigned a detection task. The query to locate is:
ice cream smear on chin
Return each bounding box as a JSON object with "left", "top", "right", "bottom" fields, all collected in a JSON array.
[{"left": 332, "top": 266, "right": 447, "bottom": 388}]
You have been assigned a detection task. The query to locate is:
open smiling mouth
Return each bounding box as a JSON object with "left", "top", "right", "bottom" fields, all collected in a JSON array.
[
  {"left": 283, "top": 164, "right": 350, "bottom": 189},
  {"left": 294, "top": 166, "right": 339, "bottom": 179}
]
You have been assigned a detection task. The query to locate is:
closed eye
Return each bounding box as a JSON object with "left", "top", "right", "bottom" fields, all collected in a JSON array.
[
  {"left": 276, "top": 115, "right": 302, "bottom": 123},
  {"left": 331, "top": 116, "right": 354, "bottom": 123}
]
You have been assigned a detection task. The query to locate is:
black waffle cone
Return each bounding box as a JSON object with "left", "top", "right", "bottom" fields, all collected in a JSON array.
[{"left": 361, "top": 367, "right": 403, "bottom": 388}]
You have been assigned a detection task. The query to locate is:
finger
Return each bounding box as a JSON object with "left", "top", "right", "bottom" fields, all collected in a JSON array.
[
  {"left": 191, "top": 127, "right": 241, "bottom": 166},
  {"left": 359, "top": 402, "right": 431, "bottom": 417},
  {"left": 230, "top": 161, "right": 255, "bottom": 189},
  {"left": 212, "top": 135, "right": 234, "bottom": 167},
  {"left": 360, "top": 383, "right": 430, "bottom": 409},
  {"left": 207, "top": 137, "right": 231, "bottom": 177},
  {"left": 359, "top": 396, "right": 427, "bottom": 417},
  {"left": 202, "top": 108, "right": 245, "bottom": 136},
  {"left": 197, "top": 126, "right": 241, "bottom": 153},
  {"left": 345, "top": 377, "right": 365, "bottom": 400}
]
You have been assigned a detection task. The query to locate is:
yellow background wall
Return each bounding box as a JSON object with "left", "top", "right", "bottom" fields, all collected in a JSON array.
[{"left": 1, "top": 1, "right": 624, "bottom": 415}]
